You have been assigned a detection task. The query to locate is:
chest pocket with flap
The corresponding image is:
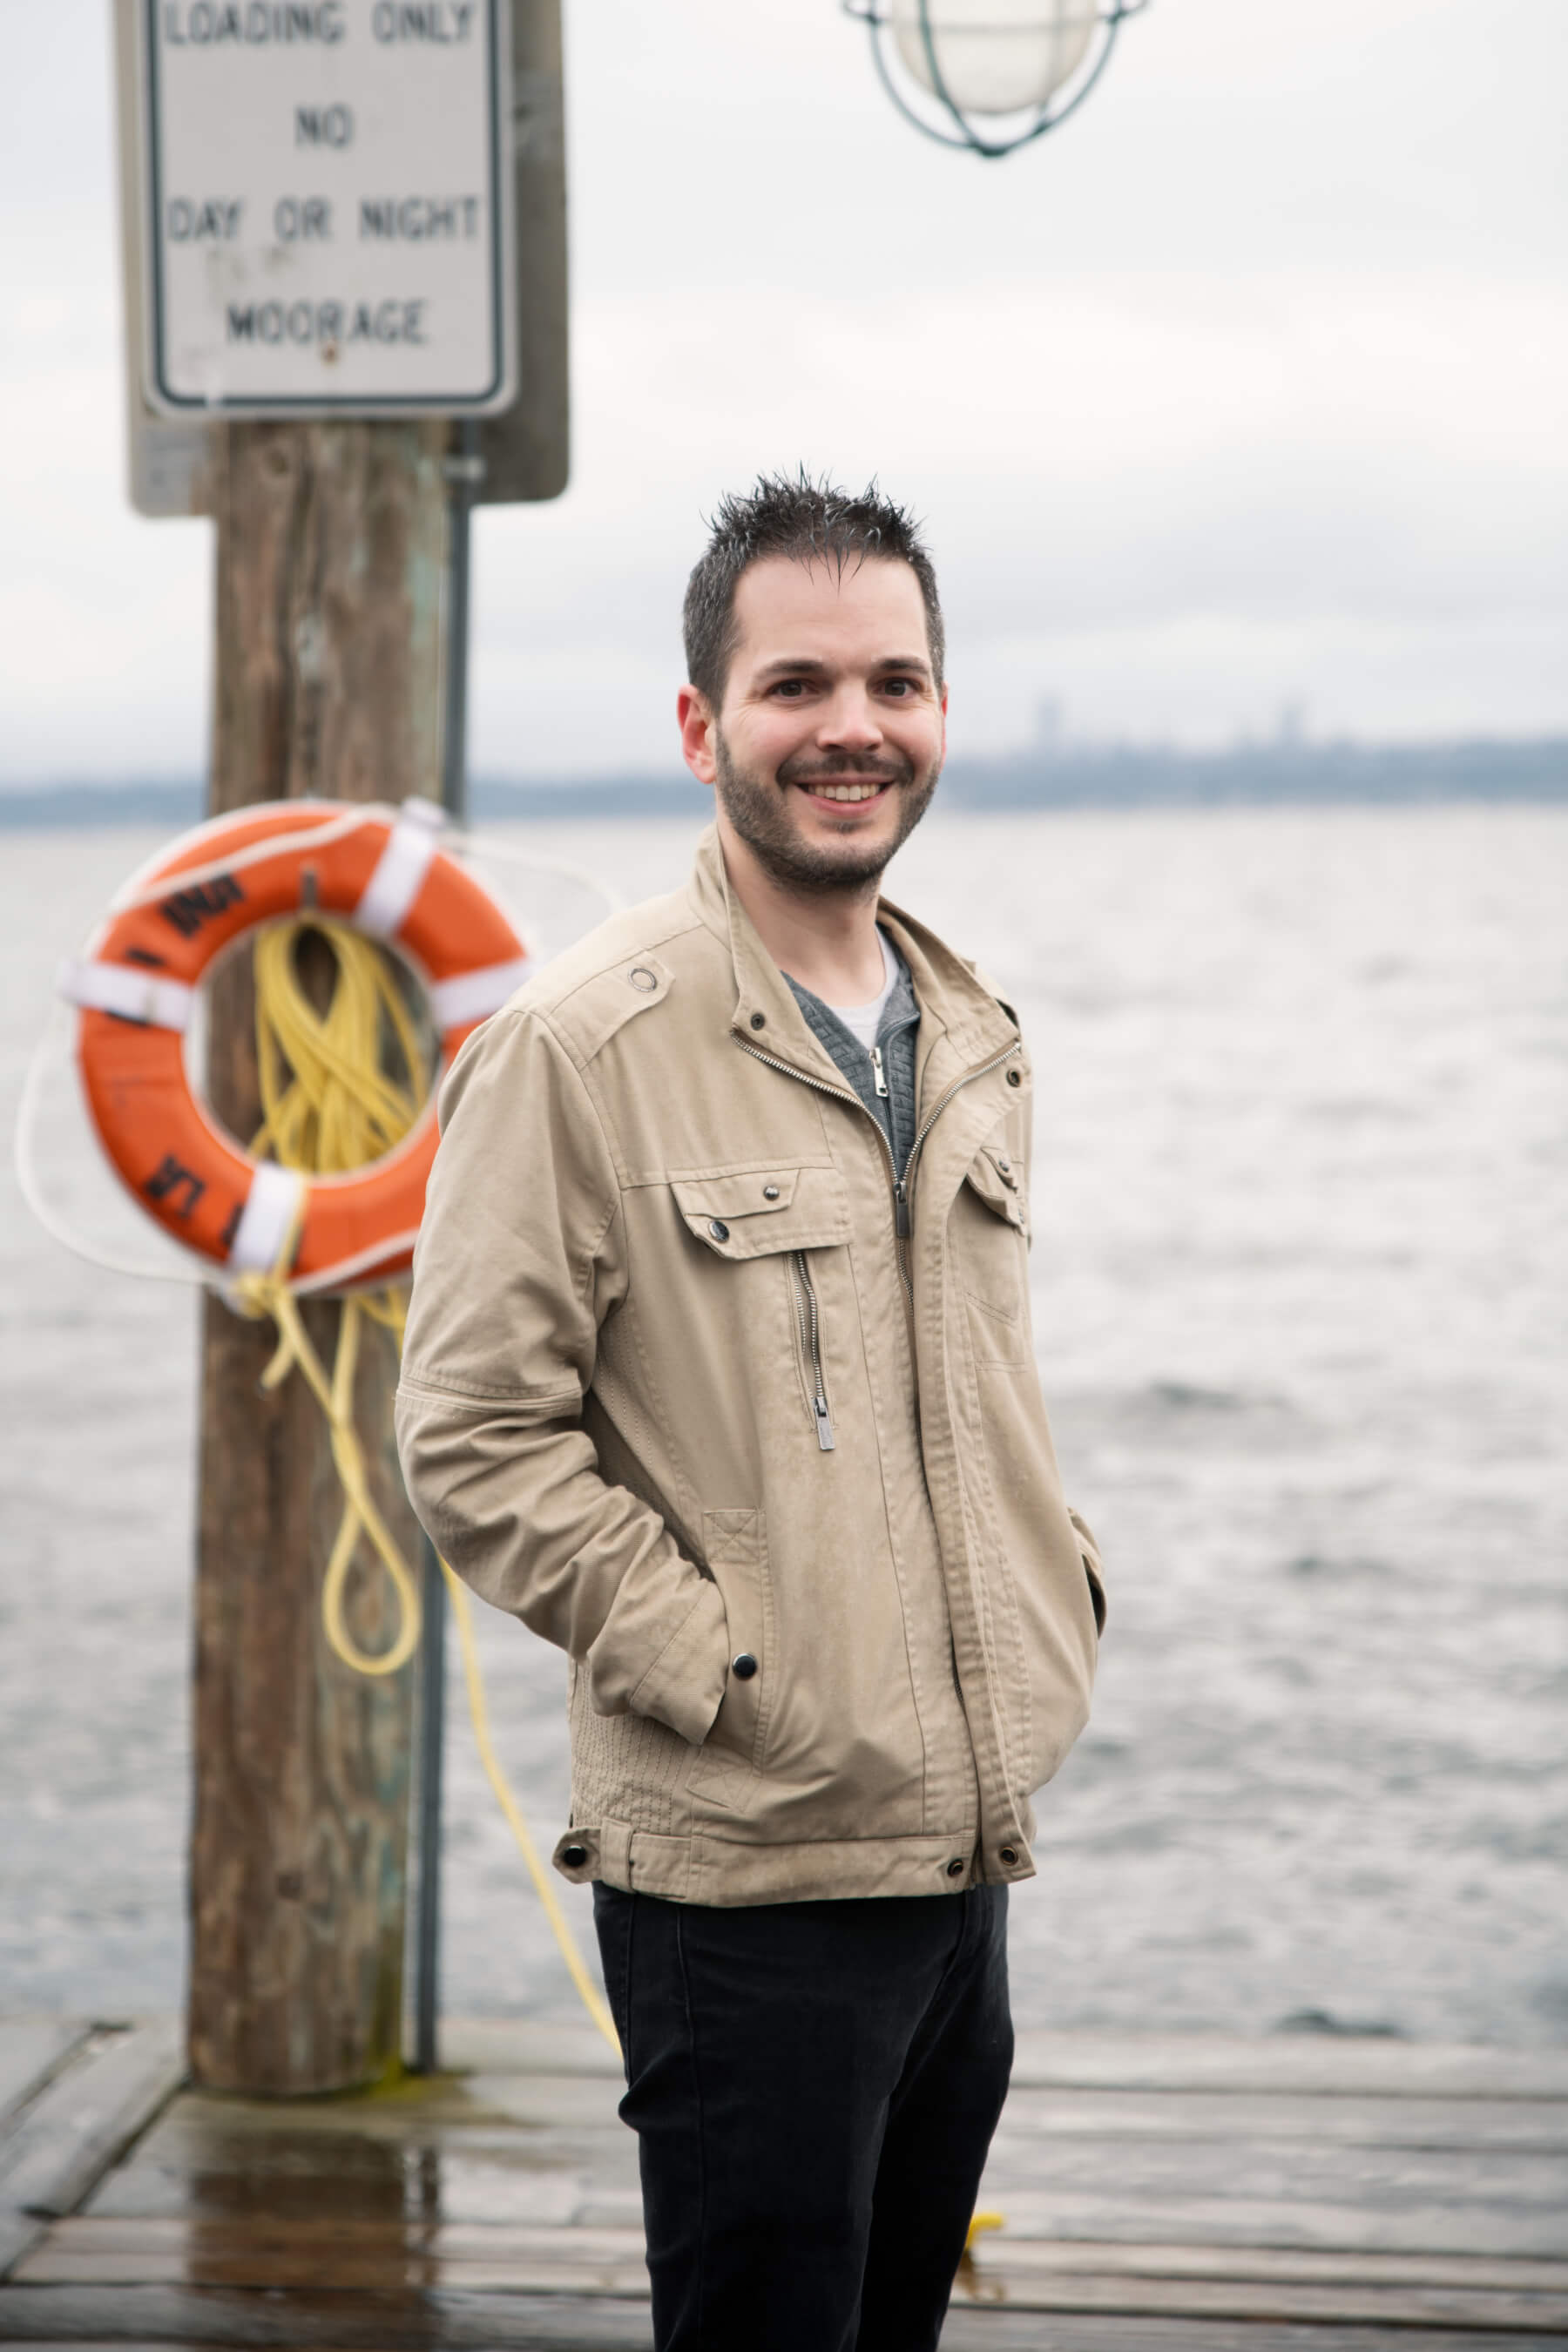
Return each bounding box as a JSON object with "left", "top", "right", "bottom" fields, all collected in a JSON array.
[
  {"left": 669, "top": 1166, "right": 850, "bottom": 1260},
  {"left": 954, "top": 1142, "right": 1030, "bottom": 1327},
  {"left": 669, "top": 1166, "right": 849, "bottom": 1449}
]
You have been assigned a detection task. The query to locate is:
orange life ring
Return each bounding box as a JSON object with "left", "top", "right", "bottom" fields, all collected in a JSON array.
[{"left": 59, "top": 798, "right": 531, "bottom": 1291}]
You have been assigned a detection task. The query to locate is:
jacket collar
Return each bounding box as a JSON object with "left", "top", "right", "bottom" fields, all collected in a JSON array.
[{"left": 686, "top": 824, "right": 1020, "bottom": 1085}]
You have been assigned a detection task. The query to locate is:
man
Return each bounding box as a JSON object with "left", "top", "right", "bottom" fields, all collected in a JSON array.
[{"left": 396, "top": 475, "right": 1105, "bottom": 2350}]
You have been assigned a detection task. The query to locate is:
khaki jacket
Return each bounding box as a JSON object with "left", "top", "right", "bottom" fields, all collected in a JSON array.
[{"left": 395, "top": 828, "right": 1104, "bottom": 1906}]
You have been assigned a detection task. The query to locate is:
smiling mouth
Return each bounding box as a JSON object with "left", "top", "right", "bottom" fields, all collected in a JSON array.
[{"left": 794, "top": 779, "right": 893, "bottom": 804}]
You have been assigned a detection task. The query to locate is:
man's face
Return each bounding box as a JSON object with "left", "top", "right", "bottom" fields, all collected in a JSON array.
[{"left": 679, "top": 554, "right": 947, "bottom": 896}]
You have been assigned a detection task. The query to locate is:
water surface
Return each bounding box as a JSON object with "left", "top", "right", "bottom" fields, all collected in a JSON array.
[{"left": 3, "top": 808, "right": 1564, "bottom": 2042}]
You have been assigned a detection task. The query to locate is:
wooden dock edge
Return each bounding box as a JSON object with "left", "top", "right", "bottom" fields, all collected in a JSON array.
[{"left": 0, "top": 2027, "right": 186, "bottom": 2284}]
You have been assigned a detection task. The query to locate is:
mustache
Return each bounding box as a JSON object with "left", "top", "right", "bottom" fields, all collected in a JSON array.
[{"left": 777, "top": 749, "right": 912, "bottom": 788}]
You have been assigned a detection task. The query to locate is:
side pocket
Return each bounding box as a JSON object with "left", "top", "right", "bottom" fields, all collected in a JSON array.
[{"left": 687, "top": 1508, "right": 774, "bottom": 1813}]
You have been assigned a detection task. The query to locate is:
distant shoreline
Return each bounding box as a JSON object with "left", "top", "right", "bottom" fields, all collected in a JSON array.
[{"left": 3, "top": 736, "right": 1565, "bottom": 828}]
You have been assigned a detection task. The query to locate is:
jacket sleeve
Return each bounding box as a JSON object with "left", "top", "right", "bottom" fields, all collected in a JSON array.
[
  {"left": 395, "top": 1004, "right": 729, "bottom": 1747},
  {"left": 1006, "top": 1004, "right": 1105, "bottom": 1639}
]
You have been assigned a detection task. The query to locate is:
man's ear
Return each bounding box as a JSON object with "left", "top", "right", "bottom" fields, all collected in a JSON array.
[{"left": 677, "top": 685, "right": 719, "bottom": 786}]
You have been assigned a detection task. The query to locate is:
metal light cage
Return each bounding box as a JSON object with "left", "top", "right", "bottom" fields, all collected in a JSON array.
[{"left": 843, "top": 0, "right": 1149, "bottom": 159}]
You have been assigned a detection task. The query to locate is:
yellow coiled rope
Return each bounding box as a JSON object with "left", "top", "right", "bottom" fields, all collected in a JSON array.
[{"left": 230, "top": 914, "right": 619, "bottom": 2056}]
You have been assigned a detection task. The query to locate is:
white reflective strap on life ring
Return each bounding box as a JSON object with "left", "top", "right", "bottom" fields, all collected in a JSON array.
[
  {"left": 58, "top": 958, "right": 194, "bottom": 1032},
  {"left": 351, "top": 797, "right": 445, "bottom": 939},
  {"left": 427, "top": 956, "right": 534, "bottom": 1031},
  {"left": 227, "top": 1161, "right": 308, "bottom": 1275}
]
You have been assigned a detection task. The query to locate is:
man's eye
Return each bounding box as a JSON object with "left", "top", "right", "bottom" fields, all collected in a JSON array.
[{"left": 771, "top": 679, "right": 807, "bottom": 697}]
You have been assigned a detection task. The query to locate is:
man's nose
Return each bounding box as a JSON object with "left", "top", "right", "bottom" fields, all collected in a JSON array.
[{"left": 817, "top": 686, "right": 883, "bottom": 749}]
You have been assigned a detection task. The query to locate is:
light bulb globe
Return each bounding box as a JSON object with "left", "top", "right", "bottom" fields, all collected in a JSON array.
[{"left": 890, "top": 0, "right": 1098, "bottom": 116}]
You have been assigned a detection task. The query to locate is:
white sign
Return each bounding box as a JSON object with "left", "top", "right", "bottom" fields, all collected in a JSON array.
[{"left": 137, "top": 0, "right": 515, "bottom": 416}]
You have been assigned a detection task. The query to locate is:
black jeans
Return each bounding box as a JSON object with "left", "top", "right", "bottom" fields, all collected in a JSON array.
[{"left": 592, "top": 1881, "right": 1012, "bottom": 2352}]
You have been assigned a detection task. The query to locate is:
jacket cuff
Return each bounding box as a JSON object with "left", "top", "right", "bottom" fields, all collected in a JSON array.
[{"left": 629, "top": 1577, "right": 731, "bottom": 1747}]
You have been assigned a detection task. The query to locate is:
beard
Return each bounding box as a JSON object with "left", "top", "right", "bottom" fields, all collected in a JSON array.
[{"left": 713, "top": 727, "right": 941, "bottom": 898}]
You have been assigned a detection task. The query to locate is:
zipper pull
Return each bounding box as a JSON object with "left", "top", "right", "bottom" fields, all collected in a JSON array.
[
  {"left": 894, "top": 1181, "right": 910, "bottom": 1238},
  {"left": 814, "top": 1396, "right": 836, "bottom": 1450},
  {"left": 868, "top": 1043, "right": 889, "bottom": 1099}
]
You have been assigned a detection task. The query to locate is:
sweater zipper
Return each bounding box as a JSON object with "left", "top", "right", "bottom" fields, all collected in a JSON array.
[
  {"left": 734, "top": 1032, "right": 1023, "bottom": 1297},
  {"left": 789, "top": 1251, "right": 835, "bottom": 1449}
]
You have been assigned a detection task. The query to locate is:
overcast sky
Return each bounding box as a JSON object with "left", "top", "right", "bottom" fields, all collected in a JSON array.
[{"left": 4, "top": 0, "right": 1566, "bottom": 784}]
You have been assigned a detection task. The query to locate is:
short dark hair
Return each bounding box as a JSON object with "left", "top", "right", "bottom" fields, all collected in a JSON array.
[{"left": 682, "top": 470, "right": 945, "bottom": 707}]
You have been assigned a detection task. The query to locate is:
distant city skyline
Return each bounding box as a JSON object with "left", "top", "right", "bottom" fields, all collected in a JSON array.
[
  {"left": 1026, "top": 696, "right": 1328, "bottom": 755},
  {"left": 7, "top": 727, "right": 1564, "bottom": 831}
]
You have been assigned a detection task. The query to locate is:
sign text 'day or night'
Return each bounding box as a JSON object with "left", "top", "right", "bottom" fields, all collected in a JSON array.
[{"left": 139, "top": 0, "right": 515, "bottom": 415}]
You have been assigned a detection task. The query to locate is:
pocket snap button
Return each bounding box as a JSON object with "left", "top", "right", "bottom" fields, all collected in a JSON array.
[
  {"left": 628, "top": 967, "right": 659, "bottom": 993},
  {"left": 708, "top": 1219, "right": 729, "bottom": 1242},
  {"left": 762, "top": 1184, "right": 780, "bottom": 1200},
  {"left": 945, "top": 1859, "right": 965, "bottom": 1879}
]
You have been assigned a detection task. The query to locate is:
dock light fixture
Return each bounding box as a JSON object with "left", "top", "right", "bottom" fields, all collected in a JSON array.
[{"left": 843, "top": 0, "right": 1149, "bottom": 159}]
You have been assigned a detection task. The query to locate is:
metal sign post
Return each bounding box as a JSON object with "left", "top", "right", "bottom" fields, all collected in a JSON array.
[{"left": 413, "top": 413, "right": 480, "bottom": 2079}]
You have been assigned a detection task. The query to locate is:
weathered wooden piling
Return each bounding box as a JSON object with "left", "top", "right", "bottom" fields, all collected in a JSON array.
[{"left": 187, "top": 421, "right": 445, "bottom": 2097}]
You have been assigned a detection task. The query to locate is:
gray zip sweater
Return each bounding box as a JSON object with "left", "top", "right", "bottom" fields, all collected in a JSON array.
[{"left": 784, "top": 932, "right": 921, "bottom": 1178}]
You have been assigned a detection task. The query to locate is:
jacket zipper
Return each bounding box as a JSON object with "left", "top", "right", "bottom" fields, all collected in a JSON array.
[
  {"left": 789, "top": 1251, "right": 835, "bottom": 1450},
  {"left": 734, "top": 1032, "right": 1024, "bottom": 1299},
  {"left": 868, "top": 1043, "right": 890, "bottom": 1098}
]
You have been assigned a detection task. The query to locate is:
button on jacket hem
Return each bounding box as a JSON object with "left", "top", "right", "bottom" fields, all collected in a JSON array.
[{"left": 558, "top": 1819, "right": 1019, "bottom": 1904}]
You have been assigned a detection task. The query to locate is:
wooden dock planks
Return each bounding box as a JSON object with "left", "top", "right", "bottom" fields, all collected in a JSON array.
[
  {"left": 0, "top": 2029, "right": 90, "bottom": 2142},
  {"left": 0, "top": 2024, "right": 184, "bottom": 2289},
  {"left": 2, "top": 2017, "right": 1565, "bottom": 2348}
]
